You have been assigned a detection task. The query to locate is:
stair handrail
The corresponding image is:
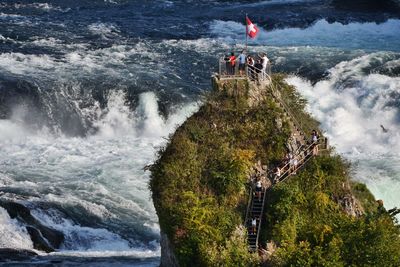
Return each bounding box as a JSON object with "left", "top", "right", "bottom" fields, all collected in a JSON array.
[
  {"left": 246, "top": 64, "right": 272, "bottom": 85},
  {"left": 275, "top": 141, "right": 317, "bottom": 184},
  {"left": 254, "top": 186, "right": 268, "bottom": 250},
  {"left": 244, "top": 183, "right": 254, "bottom": 231},
  {"left": 269, "top": 80, "right": 307, "bottom": 141},
  {"left": 218, "top": 55, "right": 272, "bottom": 83}
]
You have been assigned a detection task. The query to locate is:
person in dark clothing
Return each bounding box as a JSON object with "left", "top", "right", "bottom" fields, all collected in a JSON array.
[
  {"left": 254, "top": 59, "right": 263, "bottom": 82},
  {"left": 247, "top": 55, "right": 255, "bottom": 80},
  {"left": 224, "top": 54, "right": 230, "bottom": 75}
]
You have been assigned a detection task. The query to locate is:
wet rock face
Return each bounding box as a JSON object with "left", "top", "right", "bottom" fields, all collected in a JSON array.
[
  {"left": 331, "top": 0, "right": 400, "bottom": 12},
  {"left": 0, "top": 248, "right": 38, "bottom": 261},
  {"left": 0, "top": 201, "right": 64, "bottom": 252},
  {"left": 26, "top": 226, "right": 55, "bottom": 253},
  {"left": 160, "top": 232, "right": 179, "bottom": 267}
]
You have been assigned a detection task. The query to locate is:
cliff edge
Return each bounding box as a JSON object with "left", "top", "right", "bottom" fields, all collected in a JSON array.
[{"left": 150, "top": 74, "right": 400, "bottom": 266}]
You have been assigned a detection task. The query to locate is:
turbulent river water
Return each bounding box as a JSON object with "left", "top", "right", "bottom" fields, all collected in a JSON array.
[{"left": 0, "top": 0, "right": 399, "bottom": 266}]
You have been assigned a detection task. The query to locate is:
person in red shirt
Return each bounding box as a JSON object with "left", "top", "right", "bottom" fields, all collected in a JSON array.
[{"left": 229, "top": 52, "right": 236, "bottom": 75}]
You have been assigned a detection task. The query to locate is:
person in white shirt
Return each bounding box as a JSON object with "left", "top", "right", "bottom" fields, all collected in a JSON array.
[
  {"left": 261, "top": 53, "right": 270, "bottom": 79},
  {"left": 251, "top": 217, "right": 257, "bottom": 234},
  {"left": 256, "top": 179, "right": 262, "bottom": 201},
  {"left": 238, "top": 50, "right": 246, "bottom": 75}
]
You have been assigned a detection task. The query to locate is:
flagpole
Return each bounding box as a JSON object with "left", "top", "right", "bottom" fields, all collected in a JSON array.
[{"left": 245, "top": 13, "right": 248, "bottom": 51}]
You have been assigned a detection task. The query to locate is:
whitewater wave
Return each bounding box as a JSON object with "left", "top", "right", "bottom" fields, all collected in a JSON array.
[
  {"left": 0, "top": 207, "right": 34, "bottom": 250},
  {"left": 210, "top": 19, "right": 400, "bottom": 52},
  {"left": 0, "top": 91, "right": 198, "bottom": 253},
  {"left": 285, "top": 52, "right": 400, "bottom": 213},
  {"left": 3, "top": 2, "right": 70, "bottom": 12},
  {"left": 88, "top": 23, "right": 121, "bottom": 40}
]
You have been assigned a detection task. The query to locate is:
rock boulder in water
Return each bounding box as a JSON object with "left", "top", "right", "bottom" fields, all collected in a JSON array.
[
  {"left": 0, "top": 201, "right": 64, "bottom": 252},
  {"left": 0, "top": 248, "right": 38, "bottom": 261},
  {"left": 26, "top": 226, "right": 56, "bottom": 253}
]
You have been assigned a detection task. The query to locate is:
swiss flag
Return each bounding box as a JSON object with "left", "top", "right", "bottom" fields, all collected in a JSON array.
[{"left": 246, "top": 16, "right": 259, "bottom": 39}]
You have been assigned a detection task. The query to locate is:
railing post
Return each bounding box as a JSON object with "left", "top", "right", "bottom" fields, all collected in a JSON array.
[{"left": 219, "top": 59, "right": 221, "bottom": 76}]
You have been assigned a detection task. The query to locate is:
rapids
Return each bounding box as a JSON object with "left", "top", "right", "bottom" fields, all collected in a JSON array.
[{"left": 0, "top": 0, "right": 399, "bottom": 265}]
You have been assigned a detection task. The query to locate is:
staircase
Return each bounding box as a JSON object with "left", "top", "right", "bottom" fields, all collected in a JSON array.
[
  {"left": 245, "top": 188, "right": 266, "bottom": 251},
  {"left": 243, "top": 71, "right": 325, "bottom": 252}
]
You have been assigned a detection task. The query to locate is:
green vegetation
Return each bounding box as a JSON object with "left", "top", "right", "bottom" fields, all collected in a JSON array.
[
  {"left": 271, "top": 74, "right": 320, "bottom": 135},
  {"left": 264, "top": 154, "right": 400, "bottom": 267},
  {"left": 150, "top": 82, "right": 291, "bottom": 266},
  {"left": 150, "top": 75, "right": 400, "bottom": 266}
]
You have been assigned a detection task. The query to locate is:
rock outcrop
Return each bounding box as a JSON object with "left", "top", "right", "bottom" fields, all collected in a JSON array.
[
  {"left": 334, "top": 182, "right": 365, "bottom": 217},
  {"left": 0, "top": 248, "right": 38, "bottom": 261},
  {"left": 0, "top": 200, "right": 64, "bottom": 252},
  {"left": 160, "top": 232, "right": 179, "bottom": 267}
]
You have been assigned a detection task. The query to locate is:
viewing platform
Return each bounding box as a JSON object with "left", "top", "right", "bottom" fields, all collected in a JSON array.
[
  {"left": 212, "top": 53, "right": 272, "bottom": 106},
  {"left": 214, "top": 53, "right": 271, "bottom": 83}
]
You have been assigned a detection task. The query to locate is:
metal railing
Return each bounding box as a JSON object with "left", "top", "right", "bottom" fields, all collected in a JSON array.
[
  {"left": 244, "top": 184, "right": 254, "bottom": 232},
  {"left": 272, "top": 141, "right": 316, "bottom": 184},
  {"left": 255, "top": 187, "right": 267, "bottom": 250},
  {"left": 269, "top": 80, "right": 307, "bottom": 142},
  {"left": 218, "top": 55, "right": 272, "bottom": 84}
]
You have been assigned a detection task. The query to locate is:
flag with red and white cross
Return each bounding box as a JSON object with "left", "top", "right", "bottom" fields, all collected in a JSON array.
[{"left": 246, "top": 16, "right": 259, "bottom": 39}]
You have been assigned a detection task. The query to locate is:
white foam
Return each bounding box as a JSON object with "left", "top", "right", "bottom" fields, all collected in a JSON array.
[
  {"left": 11, "top": 3, "right": 70, "bottom": 12},
  {"left": 210, "top": 19, "right": 400, "bottom": 51},
  {"left": 95, "top": 91, "right": 136, "bottom": 138},
  {"left": 285, "top": 52, "right": 400, "bottom": 213},
  {"left": 0, "top": 207, "right": 34, "bottom": 249},
  {"left": 50, "top": 247, "right": 160, "bottom": 258},
  {"left": 0, "top": 120, "right": 31, "bottom": 140},
  {"left": 0, "top": 90, "right": 198, "bottom": 252},
  {"left": 0, "top": 13, "right": 25, "bottom": 19},
  {"left": 30, "top": 209, "right": 134, "bottom": 251},
  {"left": 135, "top": 92, "right": 165, "bottom": 138},
  {"left": 88, "top": 23, "right": 121, "bottom": 39}
]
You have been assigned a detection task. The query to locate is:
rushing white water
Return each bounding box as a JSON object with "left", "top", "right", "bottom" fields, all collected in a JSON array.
[
  {"left": 285, "top": 53, "right": 400, "bottom": 213},
  {"left": 0, "top": 207, "right": 34, "bottom": 250},
  {"left": 1, "top": 3, "right": 399, "bottom": 261},
  {"left": 0, "top": 91, "right": 198, "bottom": 255},
  {"left": 210, "top": 19, "right": 400, "bottom": 52}
]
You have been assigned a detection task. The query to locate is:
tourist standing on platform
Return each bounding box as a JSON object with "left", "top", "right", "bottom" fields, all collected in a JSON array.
[
  {"left": 247, "top": 55, "right": 255, "bottom": 80},
  {"left": 224, "top": 54, "right": 230, "bottom": 75},
  {"left": 238, "top": 50, "right": 246, "bottom": 75},
  {"left": 254, "top": 59, "right": 263, "bottom": 82},
  {"left": 262, "top": 53, "right": 270, "bottom": 78},
  {"left": 229, "top": 52, "right": 236, "bottom": 75}
]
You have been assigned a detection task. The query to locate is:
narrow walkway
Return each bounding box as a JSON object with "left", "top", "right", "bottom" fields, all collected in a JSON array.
[{"left": 243, "top": 69, "right": 323, "bottom": 252}]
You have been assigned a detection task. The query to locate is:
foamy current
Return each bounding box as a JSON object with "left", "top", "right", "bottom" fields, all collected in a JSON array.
[
  {"left": 285, "top": 54, "right": 400, "bottom": 214},
  {"left": 0, "top": 1, "right": 399, "bottom": 264},
  {"left": 0, "top": 91, "right": 198, "bottom": 257}
]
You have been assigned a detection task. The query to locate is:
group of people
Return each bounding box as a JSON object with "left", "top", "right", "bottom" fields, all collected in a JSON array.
[
  {"left": 224, "top": 50, "right": 270, "bottom": 80},
  {"left": 272, "top": 153, "right": 298, "bottom": 184},
  {"left": 248, "top": 130, "right": 322, "bottom": 238},
  {"left": 272, "top": 129, "right": 321, "bottom": 183}
]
